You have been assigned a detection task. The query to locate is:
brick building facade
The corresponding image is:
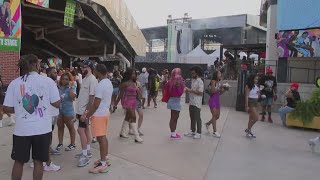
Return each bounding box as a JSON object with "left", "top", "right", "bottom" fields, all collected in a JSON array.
[{"left": 0, "top": 51, "right": 20, "bottom": 85}]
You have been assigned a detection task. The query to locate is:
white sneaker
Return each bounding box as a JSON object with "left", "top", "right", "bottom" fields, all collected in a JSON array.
[
  {"left": 44, "top": 162, "right": 61, "bottom": 172},
  {"left": 213, "top": 132, "right": 221, "bottom": 138},
  {"left": 193, "top": 133, "right": 201, "bottom": 139},
  {"left": 309, "top": 137, "right": 320, "bottom": 146},
  {"left": 78, "top": 155, "right": 90, "bottom": 167},
  {"left": 7, "top": 117, "right": 15, "bottom": 126},
  {"left": 184, "top": 132, "right": 196, "bottom": 137}
]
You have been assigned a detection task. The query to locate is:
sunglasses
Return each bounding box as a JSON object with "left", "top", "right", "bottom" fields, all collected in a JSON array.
[{"left": 62, "top": 78, "right": 69, "bottom": 81}]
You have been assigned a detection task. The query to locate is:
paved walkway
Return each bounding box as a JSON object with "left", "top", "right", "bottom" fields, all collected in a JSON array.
[{"left": 0, "top": 101, "right": 319, "bottom": 180}]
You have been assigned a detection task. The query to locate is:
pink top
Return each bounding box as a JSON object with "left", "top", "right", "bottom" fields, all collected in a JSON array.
[{"left": 169, "top": 82, "right": 185, "bottom": 97}]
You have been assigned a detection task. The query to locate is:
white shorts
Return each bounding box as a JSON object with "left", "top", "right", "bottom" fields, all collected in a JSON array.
[{"left": 141, "top": 88, "right": 148, "bottom": 99}]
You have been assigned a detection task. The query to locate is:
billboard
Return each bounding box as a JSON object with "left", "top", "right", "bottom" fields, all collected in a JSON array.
[
  {"left": 64, "top": 0, "right": 76, "bottom": 27},
  {"left": 277, "top": 29, "right": 320, "bottom": 58},
  {"left": 277, "top": 0, "right": 320, "bottom": 31},
  {"left": 167, "top": 22, "right": 193, "bottom": 63},
  {"left": 26, "top": 0, "right": 49, "bottom": 8},
  {"left": 0, "top": 0, "right": 21, "bottom": 52}
]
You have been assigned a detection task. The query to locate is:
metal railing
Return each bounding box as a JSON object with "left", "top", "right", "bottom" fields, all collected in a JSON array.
[{"left": 215, "top": 59, "right": 319, "bottom": 84}]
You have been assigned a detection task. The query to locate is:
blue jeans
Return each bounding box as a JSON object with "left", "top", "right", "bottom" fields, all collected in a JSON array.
[{"left": 279, "top": 106, "right": 294, "bottom": 126}]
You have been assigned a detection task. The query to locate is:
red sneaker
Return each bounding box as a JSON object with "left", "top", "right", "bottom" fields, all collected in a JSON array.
[
  {"left": 268, "top": 117, "right": 273, "bottom": 123},
  {"left": 261, "top": 115, "right": 265, "bottom": 122},
  {"left": 170, "top": 133, "right": 182, "bottom": 140}
]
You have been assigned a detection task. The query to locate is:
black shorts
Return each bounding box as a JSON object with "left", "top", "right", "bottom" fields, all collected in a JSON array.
[
  {"left": 77, "top": 114, "right": 88, "bottom": 128},
  {"left": 12, "top": 132, "right": 52, "bottom": 163}
]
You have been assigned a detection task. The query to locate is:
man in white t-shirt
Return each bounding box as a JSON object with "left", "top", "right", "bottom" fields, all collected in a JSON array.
[
  {"left": 76, "top": 60, "right": 98, "bottom": 167},
  {"left": 185, "top": 66, "right": 204, "bottom": 139},
  {"left": 3, "top": 54, "right": 60, "bottom": 180},
  {"left": 81, "top": 64, "right": 113, "bottom": 173},
  {"left": 43, "top": 67, "right": 61, "bottom": 171}
]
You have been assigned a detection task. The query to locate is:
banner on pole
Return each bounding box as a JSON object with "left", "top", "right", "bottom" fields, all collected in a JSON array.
[
  {"left": 64, "top": 0, "right": 76, "bottom": 27},
  {"left": 0, "top": 0, "right": 21, "bottom": 52},
  {"left": 26, "top": 0, "right": 49, "bottom": 8}
]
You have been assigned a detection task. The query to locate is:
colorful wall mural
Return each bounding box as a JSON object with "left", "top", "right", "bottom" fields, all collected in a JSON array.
[{"left": 277, "top": 29, "right": 320, "bottom": 58}]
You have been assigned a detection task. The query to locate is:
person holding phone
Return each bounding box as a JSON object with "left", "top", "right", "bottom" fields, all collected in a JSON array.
[
  {"left": 279, "top": 83, "right": 300, "bottom": 127},
  {"left": 55, "top": 73, "right": 77, "bottom": 153}
]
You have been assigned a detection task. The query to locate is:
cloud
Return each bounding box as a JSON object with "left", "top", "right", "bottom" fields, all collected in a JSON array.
[{"left": 124, "top": 0, "right": 261, "bottom": 28}]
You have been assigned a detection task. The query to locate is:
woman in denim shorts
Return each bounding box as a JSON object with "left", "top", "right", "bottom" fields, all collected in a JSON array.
[{"left": 56, "top": 73, "right": 77, "bottom": 152}]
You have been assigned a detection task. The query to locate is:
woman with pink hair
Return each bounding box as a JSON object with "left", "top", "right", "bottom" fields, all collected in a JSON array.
[{"left": 165, "top": 68, "right": 185, "bottom": 140}]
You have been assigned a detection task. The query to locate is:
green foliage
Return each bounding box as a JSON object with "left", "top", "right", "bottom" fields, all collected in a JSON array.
[{"left": 290, "top": 88, "right": 320, "bottom": 125}]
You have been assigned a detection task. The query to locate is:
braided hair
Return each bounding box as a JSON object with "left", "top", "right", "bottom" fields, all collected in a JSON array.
[{"left": 18, "top": 54, "right": 39, "bottom": 81}]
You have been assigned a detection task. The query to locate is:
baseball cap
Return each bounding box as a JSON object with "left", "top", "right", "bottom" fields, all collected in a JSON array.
[
  {"left": 290, "top": 82, "right": 299, "bottom": 90},
  {"left": 81, "top": 60, "right": 95, "bottom": 71},
  {"left": 266, "top": 68, "right": 273, "bottom": 74}
]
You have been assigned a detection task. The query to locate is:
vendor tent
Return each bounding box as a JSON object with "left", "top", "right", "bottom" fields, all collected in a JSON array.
[
  {"left": 209, "top": 48, "right": 227, "bottom": 60},
  {"left": 180, "top": 45, "right": 214, "bottom": 66}
]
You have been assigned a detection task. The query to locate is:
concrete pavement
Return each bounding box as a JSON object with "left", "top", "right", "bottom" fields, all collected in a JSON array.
[{"left": 0, "top": 100, "right": 319, "bottom": 180}]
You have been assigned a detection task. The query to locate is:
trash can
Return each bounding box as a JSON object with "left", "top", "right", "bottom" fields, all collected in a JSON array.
[{"left": 235, "top": 70, "right": 248, "bottom": 112}]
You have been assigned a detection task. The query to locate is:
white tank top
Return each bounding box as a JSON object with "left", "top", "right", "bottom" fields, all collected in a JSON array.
[{"left": 249, "top": 85, "right": 259, "bottom": 99}]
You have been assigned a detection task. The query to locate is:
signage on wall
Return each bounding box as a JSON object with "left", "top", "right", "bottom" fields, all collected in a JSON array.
[
  {"left": 0, "top": 0, "right": 21, "bottom": 52},
  {"left": 64, "top": 0, "right": 76, "bottom": 27},
  {"left": 26, "top": 0, "right": 49, "bottom": 8},
  {"left": 277, "top": 29, "right": 320, "bottom": 58}
]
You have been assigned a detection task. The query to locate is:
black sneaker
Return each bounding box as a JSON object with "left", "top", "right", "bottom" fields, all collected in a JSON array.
[
  {"left": 245, "top": 129, "right": 256, "bottom": 138},
  {"left": 65, "top": 144, "right": 76, "bottom": 151},
  {"left": 56, "top": 144, "right": 63, "bottom": 151}
]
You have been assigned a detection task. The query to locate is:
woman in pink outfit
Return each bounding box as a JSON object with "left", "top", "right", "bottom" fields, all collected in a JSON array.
[
  {"left": 115, "top": 68, "right": 143, "bottom": 143},
  {"left": 165, "top": 68, "right": 185, "bottom": 140}
]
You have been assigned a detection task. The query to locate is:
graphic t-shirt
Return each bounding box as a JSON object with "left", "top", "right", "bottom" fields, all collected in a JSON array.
[
  {"left": 93, "top": 79, "right": 113, "bottom": 116},
  {"left": 260, "top": 76, "right": 277, "bottom": 97},
  {"left": 287, "top": 90, "right": 301, "bottom": 108},
  {"left": 50, "top": 84, "right": 60, "bottom": 117},
  {"left": 76, "top": 74, "right": 98, "bottom": 115},
  {"left": 4, "top": 72, "right": 60, "bottom": 136},
  {"left": 189, "top": 78, "right": 204, "bottom": 109}
]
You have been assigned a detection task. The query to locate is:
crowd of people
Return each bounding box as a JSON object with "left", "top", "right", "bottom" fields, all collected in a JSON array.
[{"left": 0, "top": 54, "right": 317, "bottom": 180}]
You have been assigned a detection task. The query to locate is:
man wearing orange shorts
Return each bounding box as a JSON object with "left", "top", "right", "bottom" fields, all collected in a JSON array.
[{"left": 81, "top": 64, "right": 113, "bottom": 173}]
